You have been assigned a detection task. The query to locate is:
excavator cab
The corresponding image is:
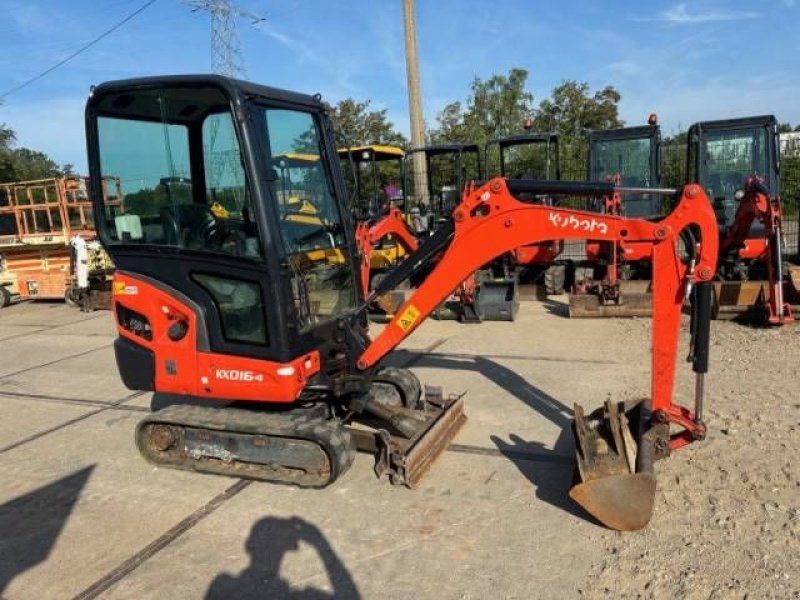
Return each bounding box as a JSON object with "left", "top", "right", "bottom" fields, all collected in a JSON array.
[
  {"left": 485, "top": 132, "right": 561, "bottom": 181},
  {"left": 688, "top": 115, "right": 778, "bottom": 236},
  {"left": 687, "top": 116, "right": 797, "bottom": 322},
  {"left": 568, "top": 121, "right": 663, "bottom": 318},
  {"left": 403, "top": 144, "right": 483, "bottom": 232},
  {"left": 587, "top": 122, "right": 662, "bottom": 218},
  {"left": 87, "top": 76, "right": 362, "bottom": 384},
  {"left": 337, "top": 144, "right": 405, "bottom": 219},
  {"left": 484, "top": 132, "right": 565, "bottom": 297}
]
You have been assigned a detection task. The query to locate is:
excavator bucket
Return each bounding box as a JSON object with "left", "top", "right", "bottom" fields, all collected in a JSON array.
[
  {"left": 569, "top": 400, "right": 668, "bottom": 531},
  {"left": 568, "top": 280, "right": 653, "bottom": 318}
]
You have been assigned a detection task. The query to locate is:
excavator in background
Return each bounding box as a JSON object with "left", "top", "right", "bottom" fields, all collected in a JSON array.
[
  {"left": 86, "top": 75, "right": 719, "bottom": 531},
  {"left": 337, "top": 145, "right": 418, "bottom": 290},
  {"left": 403, "top": 143, "right": 483, "bottom": 232},
  {"left": 485, "top": 129, "right": 566, "bottom": 297},
  {"left": 687, "top": 115, "right": 799, "bottom": 323},
  {"left": 569, "top": 117, "right": 664, "bottom": 317},
  {"left": 403, "top": 143, "right": 518, "bottom": 322}
]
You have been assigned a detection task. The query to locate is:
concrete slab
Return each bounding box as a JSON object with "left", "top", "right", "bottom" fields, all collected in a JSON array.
[
  {"left": 0, "top": 333, "right": 110, "bottom": 379},
  {"left": 0, "top": 303, "right": 96, "bottom": 328},
  {"left": 0, "top": 407, "right": 232, "bottom": 600},
  {"left": 101, "top": 448, "right": 591, "bottom": 599},
  {"left": 0, "top": 395, "right": 93, "bottom": 451},
  {"left": 0, "top": 342, "right": 127, "bottom": 402}
]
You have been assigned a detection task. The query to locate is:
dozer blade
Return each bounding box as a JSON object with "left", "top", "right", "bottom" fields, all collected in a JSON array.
[
  {"left": 568, "top": 281, "right": 653, "bottom": 319},
  {"left": 711, "top": 280, "right": 767, "bottom": 320},
  {"left": 569, "top": 400, "right": 668, "bottom": 531},
  {"left": 351, "top": 387, "right": 467, "bottom": 488}
]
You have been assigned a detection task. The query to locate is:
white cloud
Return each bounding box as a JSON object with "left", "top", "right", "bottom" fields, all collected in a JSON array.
[{"left": 634, "top": 3, "right": 760, "bottom": 24}]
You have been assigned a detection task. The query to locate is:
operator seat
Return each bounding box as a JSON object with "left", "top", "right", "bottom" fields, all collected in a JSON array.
[{"left": 160, "top": 204, "right": 220, "bottom": 248}]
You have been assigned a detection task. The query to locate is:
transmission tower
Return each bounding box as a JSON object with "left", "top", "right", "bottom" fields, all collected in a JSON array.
[
  {"left": 182, "top": 1, "right": 263, "bottom": 200},
  {"left": 183, "top": 0, "right": 264, "bottom": 76}
]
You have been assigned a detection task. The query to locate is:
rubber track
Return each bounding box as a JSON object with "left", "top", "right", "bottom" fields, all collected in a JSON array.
[{"left": 136, "top": 404, "right": 356, "bottom": 487}]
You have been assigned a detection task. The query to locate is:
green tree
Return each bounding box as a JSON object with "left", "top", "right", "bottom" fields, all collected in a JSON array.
[
  {"left": 430, "top": 68, "right": 535, "bottom": 146},
  {"left": 535, "top": 80, "right": 624, "bottom": 179},
  {"left": 536, "top": 80, "right": 624, "bottom": 138},
  {"left": 325, "top": 99, "right": 407, "bottom": 148},
  {"left": 0, "top": 123, "right": 68, "bottom": 183}
]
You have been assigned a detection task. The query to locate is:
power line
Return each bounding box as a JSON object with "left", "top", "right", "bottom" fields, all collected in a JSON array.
[{"left": 0, "top": 0, "right": 159, "bottom": 101}]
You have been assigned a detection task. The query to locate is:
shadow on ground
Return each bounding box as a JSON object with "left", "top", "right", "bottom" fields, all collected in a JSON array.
[
  {"left": 0, "top": 465, "right": 95, "bottom": 594},
  {"left": 206, "top": 516, "right": 360, "bottom": 600},
  {"left": 391, "top": 350, "right": 596, "bottom": 522}
]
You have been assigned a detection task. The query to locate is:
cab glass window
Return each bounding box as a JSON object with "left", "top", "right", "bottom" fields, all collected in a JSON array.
[
  {"left": 263, "top": 108, "right": 356, "bottom": 330},
  {"left": 94, "top": 87, "right": 262, "bottom": 259}
]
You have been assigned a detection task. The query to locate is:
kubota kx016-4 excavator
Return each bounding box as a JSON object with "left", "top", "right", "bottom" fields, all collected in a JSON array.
[
  {"left": 687, "top": 115, "right": 799, "bottom": 323},
  {"left": 569, "top": 118, "right": 663, "bottom": 318},
  {"left": 86, "top": 75, "right": 719, "bottom": 531}
]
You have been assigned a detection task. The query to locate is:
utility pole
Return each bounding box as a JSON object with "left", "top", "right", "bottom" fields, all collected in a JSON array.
[{"left": 402, "top": 0, "right": 428, "bottom": 204}]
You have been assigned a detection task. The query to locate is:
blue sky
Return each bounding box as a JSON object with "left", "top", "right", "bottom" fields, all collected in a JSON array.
[{"left": 1, "top": 0, "right": 798, "bottom": 173}]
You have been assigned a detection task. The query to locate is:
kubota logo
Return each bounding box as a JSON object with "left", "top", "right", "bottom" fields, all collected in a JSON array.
[
  {"left": 214, "top": 369, "right": 265, "bottom": 383},
  {"left": 548, "top": 212, "right": 608, "bottom": 235}
]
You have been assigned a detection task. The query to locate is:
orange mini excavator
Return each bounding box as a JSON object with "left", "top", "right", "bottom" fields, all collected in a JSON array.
[{"left": 86, "top": 75, "right": 718, "bottom": 531}]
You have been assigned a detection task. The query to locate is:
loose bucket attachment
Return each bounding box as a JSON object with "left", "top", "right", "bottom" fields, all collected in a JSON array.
[
  {"left": 568, "top": 280, "right": 653, "bottom": 318},
  {"left": 475, "top": 278, "right": 520, "bottom": 321},
  {"left": 569, "top": 400, "right": 668, "bottom": 531},
  {"left": 711, "top": 280, "right": 767, "bottom": 320},
  {"left": 789, "top": 266, "right": 800, "bottom": 298}
]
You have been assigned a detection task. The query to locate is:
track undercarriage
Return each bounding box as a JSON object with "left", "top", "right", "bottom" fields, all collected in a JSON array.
[{"left": 135, "top": 367, "right": 466, "bottom": 489}]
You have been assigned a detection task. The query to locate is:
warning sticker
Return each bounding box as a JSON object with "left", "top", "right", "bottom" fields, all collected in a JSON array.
[
  {"left": 396, "top": 304, "right": 421, "bottom": 332},
  {"left": 112, "top": 281, "right": 139, "bottom": 296}
]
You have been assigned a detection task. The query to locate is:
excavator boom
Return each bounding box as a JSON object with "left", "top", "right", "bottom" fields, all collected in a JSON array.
[{"left": 357, "top": 177, "right": 718, "bottom": 529}]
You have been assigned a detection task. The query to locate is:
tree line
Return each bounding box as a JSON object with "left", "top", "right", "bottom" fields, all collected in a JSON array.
[{"left": 0, "top": 124, "right": 72, "bottom": 184}]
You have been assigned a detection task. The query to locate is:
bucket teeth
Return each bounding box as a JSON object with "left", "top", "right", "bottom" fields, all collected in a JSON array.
[{"left": 570, "top": 400, "right": 660, "bottom": 531}]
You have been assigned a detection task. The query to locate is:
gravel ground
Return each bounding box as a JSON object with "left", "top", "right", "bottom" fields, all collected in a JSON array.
[{"left": 581, "top": 320, "right": 800, "bottom": 600}]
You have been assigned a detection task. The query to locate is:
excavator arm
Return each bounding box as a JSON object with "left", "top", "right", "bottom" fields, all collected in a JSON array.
[
  {"left": 356, "top": 177, "right": 719, "bottom": 530},
  {"left": 367, "top": 204, "right": 419, "bottom": 252},
  {"left": 719, "top": 177, "right": 793, "bottom": 324},
  {"left": 356, "top": 203, "right": 419, "bottom": 300}
]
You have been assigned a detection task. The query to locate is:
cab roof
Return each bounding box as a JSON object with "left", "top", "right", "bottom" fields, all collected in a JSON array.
[
  {"left": 337, "top": 145, "right": 405, "bottom": 162},
  {"left": 88, "top": 74, "right": 324, "bottom": 113}
]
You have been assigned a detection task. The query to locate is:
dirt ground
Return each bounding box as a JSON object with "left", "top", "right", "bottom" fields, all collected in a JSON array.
[
  {"left": 0, "top": 299, "right": 798, "bottom": 599},
  {"left": 583, "top": 319, "right": 800, "bottom": 600}
]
